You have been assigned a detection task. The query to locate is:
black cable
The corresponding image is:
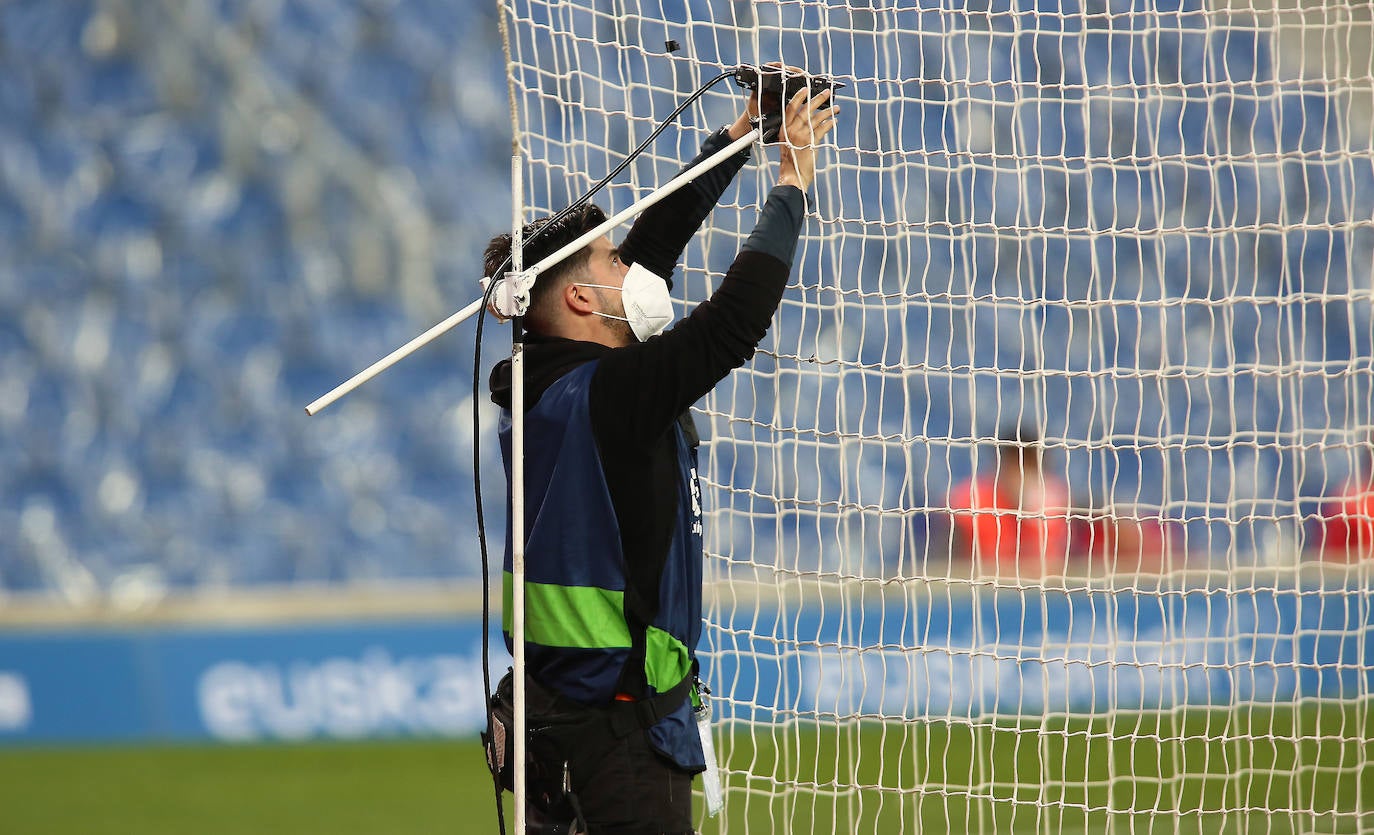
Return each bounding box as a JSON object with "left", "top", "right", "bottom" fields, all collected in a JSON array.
[
  {"left": 474, "top": 274, "right": 505, "bottom": 835},
  {"left": 477, "top": 67, "right": 736, "bottom": 301},
  {"left": 473, "top": 67, "right": 740, "bottom": 835}
]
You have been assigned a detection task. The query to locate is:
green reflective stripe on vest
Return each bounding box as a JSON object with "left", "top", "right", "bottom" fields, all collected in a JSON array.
[
  {"left": 644, "top": 626, "right": 692, "bottom": 695},
  {"left": 502, "top": 573, "right": 632, "bottom": 649}
]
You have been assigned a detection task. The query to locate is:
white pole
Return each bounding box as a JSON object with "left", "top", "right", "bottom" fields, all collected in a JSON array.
[
  {"left": 302, "top": 127, "right": 759, "bottom": 416},
  {"left": 303, "top": 299, "right": 485, "bottom": 416},
  {"left": 509, "top": 153, "right": 528, "bottom": 835}
]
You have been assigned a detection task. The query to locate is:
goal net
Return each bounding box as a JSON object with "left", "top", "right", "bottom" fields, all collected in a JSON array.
[{"left": 501, "top": 0, "right": 1373, "bottom": 831}]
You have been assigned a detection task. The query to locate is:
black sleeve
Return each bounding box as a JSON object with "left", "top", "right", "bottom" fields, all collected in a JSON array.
[
  {"left": 589, "top": 185, "right": 807, "bottom": 447},
  {"left": 616, "top": 127, "right": 753, "bottom": 288}
]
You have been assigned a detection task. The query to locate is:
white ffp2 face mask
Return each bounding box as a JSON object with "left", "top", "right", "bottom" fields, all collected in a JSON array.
[{"left": 576, "top": 262, "right": 674, "bottom": 342}]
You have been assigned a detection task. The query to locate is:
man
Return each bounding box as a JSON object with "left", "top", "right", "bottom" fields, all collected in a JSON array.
[
  {"left": 948, "top": 424, "right": 1075, "bottom": 577},
  {"left": 484, "top": 85, "right": 838, "bottom": 834},
  {"left": 1312, "top": 443, "right": 1374, "bottom": 561},
  {"left": 947, "top": 424, "right": 1175, "bottom": 577}
]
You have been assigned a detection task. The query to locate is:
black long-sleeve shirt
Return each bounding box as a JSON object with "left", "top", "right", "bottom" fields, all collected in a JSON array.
[{"left": 489, "top": 182, "right": 804, "bottom": 453}]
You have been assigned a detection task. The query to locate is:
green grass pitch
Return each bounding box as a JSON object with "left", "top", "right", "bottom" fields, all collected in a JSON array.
[
  {"left": 1, "top": 703, "right": 1368, "bottom": 834},
  {"left": 712, "top": 702, "right": 1373, "bottom": 834},
  {"left": 0, "top": 738, "right": 504, "bottom": 835}
]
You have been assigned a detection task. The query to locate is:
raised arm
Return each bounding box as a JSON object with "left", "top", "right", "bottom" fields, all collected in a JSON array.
[
  {"left": 615, "top": 94, "right": 759, "bottom": 285},
  {"left": 591, "top": 87, "right": 839, "bottom": 447}
]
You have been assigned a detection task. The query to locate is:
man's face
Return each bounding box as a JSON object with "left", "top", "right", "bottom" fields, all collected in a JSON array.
[
  {"left": 583, "top": 236, "right": 629, "bottom": 287},
  {"left": 580, "top": 236, "right": 633, "bottom": 343}
]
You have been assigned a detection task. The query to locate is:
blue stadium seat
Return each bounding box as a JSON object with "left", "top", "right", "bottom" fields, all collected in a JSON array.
[
  {"left": 1211, "top": 25, "right": 1273, "bottom": 86},
  {"left": 4, "top": 0, "right": 1372, "bottom": 590}
]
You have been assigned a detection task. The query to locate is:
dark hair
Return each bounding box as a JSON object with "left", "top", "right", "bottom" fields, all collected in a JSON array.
[
  {"left": 482, "top": 204, "right": 608, "bottom": 333},
  {"left": 996, "top": 421, "right": 1041, "bottom": 455}
]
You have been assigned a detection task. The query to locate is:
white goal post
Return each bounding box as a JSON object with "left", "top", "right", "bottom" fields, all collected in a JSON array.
[{"left": 500, "top": 1, "right": 1373, "bottom": 832}]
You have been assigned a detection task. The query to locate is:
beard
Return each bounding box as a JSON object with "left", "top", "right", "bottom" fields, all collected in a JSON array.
[
  {"left": 606, "top": 316, "right": 635, "bottom": 344},
  {"left": 590, "top": 286, "right": 636, "bottom": 345}
]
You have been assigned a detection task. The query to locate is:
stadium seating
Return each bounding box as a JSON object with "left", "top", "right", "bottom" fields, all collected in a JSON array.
[{"left": 1, "top": 0, "right": 1369, "bottom": 594}]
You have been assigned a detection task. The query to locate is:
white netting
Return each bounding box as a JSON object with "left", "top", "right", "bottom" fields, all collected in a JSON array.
[{"left": 504, "top": 1, "right": 1372, "bottom": 831}]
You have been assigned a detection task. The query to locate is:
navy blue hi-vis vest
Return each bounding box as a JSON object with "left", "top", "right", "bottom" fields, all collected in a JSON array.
[{"left": 499, "top": 360, "right": 706, "bottom": 771}]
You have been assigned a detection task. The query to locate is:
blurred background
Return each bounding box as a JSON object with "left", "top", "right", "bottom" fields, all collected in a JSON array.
[
  {"left": 3, "top": 0, "right": 1374, "bottom": 600},
  {"left": 0, "top": 1, "right": 1371, "bottom": 832},
  {"left": 1, "top": 0, "right": 514, "bottom": 600}
]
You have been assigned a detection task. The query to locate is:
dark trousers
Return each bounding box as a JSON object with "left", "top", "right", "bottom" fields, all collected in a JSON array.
[{"left": 489, "top": 672, "right": 696, "bottom": 835}]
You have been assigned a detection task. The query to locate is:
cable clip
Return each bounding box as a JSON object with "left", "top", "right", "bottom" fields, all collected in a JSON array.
[{"left": 483, "top": 270, "right": 537, "bottom": 321}]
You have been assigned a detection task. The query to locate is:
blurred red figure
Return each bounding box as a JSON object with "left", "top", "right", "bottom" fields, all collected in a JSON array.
[
  {"left": 1314, "top": 450, "right": 1374, "bottom": 561},
  {"left": 948, "top": 426, "right": 1073, "bottom": 576},
  {"left": 1078, "top": 505, "right": 1175, "bottom": 574}
]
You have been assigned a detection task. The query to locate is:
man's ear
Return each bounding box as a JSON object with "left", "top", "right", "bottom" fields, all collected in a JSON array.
[{"left": 564, "top": 280, "right": 596, "bottom": 315}]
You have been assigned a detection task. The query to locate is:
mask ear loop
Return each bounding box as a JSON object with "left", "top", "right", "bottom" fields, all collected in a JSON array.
[
  {"left": 568, "top": 283, "right": 634, "bottom": 330},
  {"left": 572, "top": 282, "right": 623, "bottom": 292},
  {"left": 571, "top": 283, "right": 627, "bottom": 318}
]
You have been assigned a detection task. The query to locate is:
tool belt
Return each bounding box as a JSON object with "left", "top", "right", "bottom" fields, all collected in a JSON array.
[{"left": 482, "top": 668, "right": 694, "bottom": 794}]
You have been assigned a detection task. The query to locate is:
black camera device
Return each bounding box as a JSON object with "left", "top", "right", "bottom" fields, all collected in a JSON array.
[{"left": 733, "top": 65, "right": 843, "bottom": 143}]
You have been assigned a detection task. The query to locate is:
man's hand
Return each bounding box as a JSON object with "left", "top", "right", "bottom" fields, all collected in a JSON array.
[{"left": 776, "top": 86, "right": 839, "bottom": 192}]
